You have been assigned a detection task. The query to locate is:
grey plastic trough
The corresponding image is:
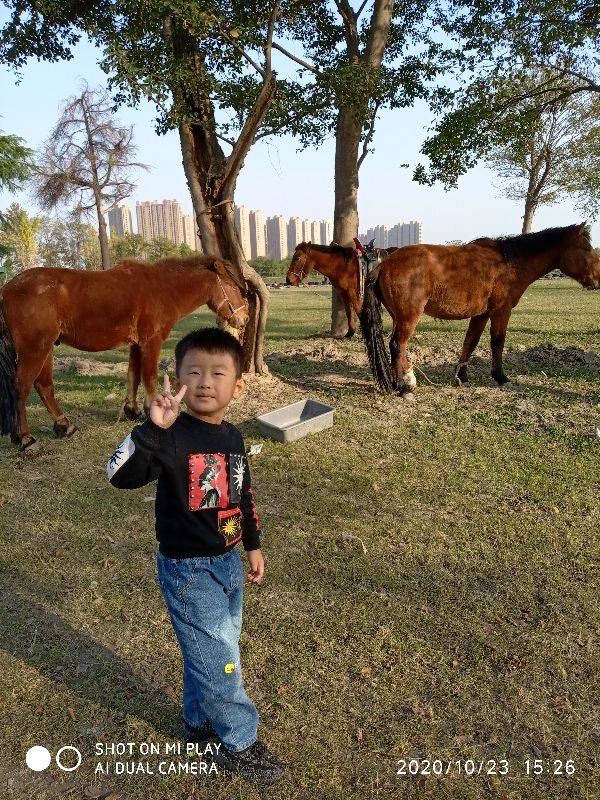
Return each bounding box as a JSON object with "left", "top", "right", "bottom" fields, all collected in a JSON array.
[{"left": 256, "top": 399, "right": 334, "bottom": 443}]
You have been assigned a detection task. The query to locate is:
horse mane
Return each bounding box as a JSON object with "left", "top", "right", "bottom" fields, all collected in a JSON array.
[
  {"left": 472, "top": 224, "right": 589, "bottom": 261},
  {"left": 297, "top": 242, "right": 356, "bottom": 259},
  {"left": 115, "top": 254, "right": 216, "bottom": 271}
]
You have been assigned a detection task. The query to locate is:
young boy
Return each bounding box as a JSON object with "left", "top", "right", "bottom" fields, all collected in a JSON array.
[{"left": 106, "top": 327, "right": 285, "bottom": 785}]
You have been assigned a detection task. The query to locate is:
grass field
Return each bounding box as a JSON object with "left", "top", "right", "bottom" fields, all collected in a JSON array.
[{"left": 1, "top": 280, "right": 598, "bottom": 800}]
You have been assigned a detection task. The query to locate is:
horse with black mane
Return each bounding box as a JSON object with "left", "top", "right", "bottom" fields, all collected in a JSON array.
[
  {"left": 286, "top": 242, "right": 362, "bottom": 337},
  {"left": 0, "top": 255, "right": 249, "bottom": 451},
  {"left": 359, "top": 223, "right": 600, "bottom": 399}
]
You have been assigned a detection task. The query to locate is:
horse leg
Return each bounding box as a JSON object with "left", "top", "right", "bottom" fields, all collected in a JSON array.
[
  {"left": 343, "top": 292, "right": 355, "bottom": 339},
  {"left": 118, "top": 343, "right": 143, "bottom": 421},
  {"left": 139, "top": 336, "right": 165, "bottom": 416},
  {"left": 390, "top": 317, "right": 420, "bottom": 401},
  {"left": 454, "top": 313, "right": 489, "bottom": 386},
  {"left": 12, "top": 346, "right": 54, "bottom": 452},
  {"left": 33, "top": 350, "right": 77, "bottom": 438},
  {"left": 490, "top": 308, "right": 512, "bottom": 385}
]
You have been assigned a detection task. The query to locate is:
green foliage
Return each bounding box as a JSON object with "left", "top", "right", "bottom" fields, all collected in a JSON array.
[
  {"left": 145, "top": 237, "right": 180, "bottom": 261},
  {"left": 110, "top": 232, "right": 149, "bottom": 261},
  {"left": 249, "top": 255, "right": 291, "bottom": 277},
  {"left": 37, "top": 215, "right": 101, "bottom": 269},
  {"left": 0, "top": 203, "right": 40, "bottom": 276},
  {"left": 0, "top": 129, "right": 33, "bottom": 192},
  {"left": 416, "top": 1, "right": 600, "bottom": 187}
]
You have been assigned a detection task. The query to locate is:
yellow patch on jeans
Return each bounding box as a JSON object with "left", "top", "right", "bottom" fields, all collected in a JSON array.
[{"left": 224, "top": 662, "right": 235, "bottom": 674}]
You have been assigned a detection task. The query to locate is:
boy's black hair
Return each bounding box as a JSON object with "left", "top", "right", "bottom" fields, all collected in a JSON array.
[{"left": 175, "top": 327, "right": 245, "bottom": 378}]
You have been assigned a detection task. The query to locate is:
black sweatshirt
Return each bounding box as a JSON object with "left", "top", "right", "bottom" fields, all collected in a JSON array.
[{"left": 106, "top": 412, "right": 261, "bottom": 557}]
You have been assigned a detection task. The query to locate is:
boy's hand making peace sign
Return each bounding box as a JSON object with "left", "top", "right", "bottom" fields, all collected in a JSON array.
[{"left": 150, "top": 374, "right": 188, "bottom": 429}]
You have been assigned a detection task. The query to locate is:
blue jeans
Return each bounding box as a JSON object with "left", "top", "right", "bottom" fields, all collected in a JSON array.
[{"left": 156, "top": 548, "right": 259, "bottom": 752}]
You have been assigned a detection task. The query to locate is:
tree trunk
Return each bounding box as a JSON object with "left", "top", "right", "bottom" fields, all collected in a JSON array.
[
  {"left": 179, "top": 122, "right": 270, "bottom": 374},
  {"left": 332, "top": 108, "right": 362, "bottom": 336},
  {"left": 96, "top": 203, "right": 111, "bottom": 269},
  {"left": 522, "top": 196, "right": 536, "bottom": 234}
]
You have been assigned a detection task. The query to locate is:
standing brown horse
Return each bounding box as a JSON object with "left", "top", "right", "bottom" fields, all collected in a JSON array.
[
  {"left": 0, "top": 255, "right": 249, "bottom": 451},
  {"left": 286, "top": 242, "right": 362, "bottom": 337},
  {"left": 359, "top": 223, "right": 600, "bottom": 399}
]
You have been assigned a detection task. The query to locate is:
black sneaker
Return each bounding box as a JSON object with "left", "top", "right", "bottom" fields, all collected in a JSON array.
[
  {"left": 182, "top": 718, "right": 219, "bottom": 746},
  {"left": 212, "top": 739, "right": 286, "bottom": 785}
]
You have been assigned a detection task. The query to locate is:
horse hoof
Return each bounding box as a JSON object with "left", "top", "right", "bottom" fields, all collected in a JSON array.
[
  {"left": 19, "top": 437, "right": 43, "bottom": 455},
  {"left": 401, "top": 391, "right": 417, "bottom": 403},
  {"left": 54, "top": 421, "right": 78, "bottom": 438},
  {"left": 119, "top": 405, "right": 143, "bottom": 422},
  {"left": 344, "top": 330, "right": 355, "bottom": 339},
  {"left": 453, "top": 375, "right": 468, "bottom": 388}
]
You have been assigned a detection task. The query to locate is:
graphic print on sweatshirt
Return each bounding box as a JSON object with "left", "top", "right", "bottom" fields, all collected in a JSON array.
[
  {"left": 188, "top": 452, "right": 248, "bottom": 511},
  {"left": 218, "top": 508, "right": 243, "bottom": 546},
  {"left": 189, "top": 453, "right": 229, "bottom": 510}
]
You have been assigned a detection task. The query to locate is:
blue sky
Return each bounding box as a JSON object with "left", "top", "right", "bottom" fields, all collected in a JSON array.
[{"left": 1, "top": 35, "right": 597, "bottom": 245}]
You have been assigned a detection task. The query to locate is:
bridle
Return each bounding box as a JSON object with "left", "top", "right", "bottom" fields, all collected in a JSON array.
[
  {"left": 214, "top": 273, "right": 248, "bottom": 323},
  {"left": 290, "top": 247, "right": 311, "bottom": 284}
]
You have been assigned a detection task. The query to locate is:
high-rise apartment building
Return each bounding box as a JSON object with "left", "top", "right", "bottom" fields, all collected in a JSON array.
[
  {"left": 360, "top": 220, "right": 423, "bottom": 248},
  {"left": 163, "top": 199, "right": 184, "bottom": 245},
  {"left": 107, "top": 204, "right": 133, "bottom": 238},
  {"left": 266, "top": 215, "right": 288, "bottom": 259},
  {"left": 233, "top": 205, "right": 252, "bottom": 260},
  {"left": 182, "top": 212, "right": 202, "bottom": 252},
  {"left": 137, "top": 201, "right": 164, "bottom": 241},
  {"left": 287, "top": 217, "right": 303, "bottom": 252},
  {"left": 310, "top": 221, "right": 321, "bottom": 245},
  {"left": 249, "top": 210, "right": 266, "bottom": 259},
  {"left": 320, "top": 219, "right": 333, "bottom": 245},
  {"left": 301, "top": 219, "right": 312, "bottom": 242}
]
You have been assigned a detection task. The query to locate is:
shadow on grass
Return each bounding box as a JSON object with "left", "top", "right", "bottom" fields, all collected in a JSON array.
[{"left": 0, "top": 569, "right": 181, "bottom": 738}]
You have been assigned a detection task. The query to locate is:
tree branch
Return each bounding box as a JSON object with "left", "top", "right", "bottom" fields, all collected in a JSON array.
[
  {"left": 271, "top": 42, "right": 320, "bottom": 74},
  {"left": 264, "top": 0, "right": 280, "bottom": 74},
  {"left": 357, "top": 100, "right": 380, "bottom": 170},
  {"left": 217, "top": 23, "right": 265, "bottom": 78},
  {"left": 356, "top": 0, "right": 370, "bottom": 20}
]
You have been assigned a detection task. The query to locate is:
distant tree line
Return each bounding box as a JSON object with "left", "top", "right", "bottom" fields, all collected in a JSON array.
[{"left": 0, "top": 203, "right": 198, "bottom": 280}]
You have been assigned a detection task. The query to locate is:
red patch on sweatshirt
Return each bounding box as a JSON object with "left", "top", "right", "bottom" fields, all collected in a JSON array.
[
  {"left": 188, "top": 453, "right": 229, "bottom": 511},
  {"left": 217, "top": 507, "right": 243, "bottom": 546}
]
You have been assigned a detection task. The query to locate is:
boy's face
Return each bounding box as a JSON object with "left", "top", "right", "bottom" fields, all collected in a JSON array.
[{"left": 174, "top": 348, "right": 245, "bottom": 421}]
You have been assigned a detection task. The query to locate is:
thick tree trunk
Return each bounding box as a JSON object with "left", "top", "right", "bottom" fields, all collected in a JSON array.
[
  {"left": 332, "top": 108, "right": 362, "bottom": 336},
  {"left": 522, "top": 196, "right": 536, "bottom": 234},
  {"left": 179, "top": 122, "right": 270, "bottom": 374},
  {"left": 331, "top": 0, "right": 393, "bottom": 336}
]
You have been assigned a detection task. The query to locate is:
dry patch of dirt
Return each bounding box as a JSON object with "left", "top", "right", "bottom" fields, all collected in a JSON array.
[{"left": 54, "top": 356, "right": 128, "bottom": 376}]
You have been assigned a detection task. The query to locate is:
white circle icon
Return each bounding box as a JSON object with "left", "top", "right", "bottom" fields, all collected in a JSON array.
[
  {"left": 55, "top": 746, "right": 82, "bottom": 772},
  {"left": 26, "top": 746, "right": 51, "bottom": 771}
]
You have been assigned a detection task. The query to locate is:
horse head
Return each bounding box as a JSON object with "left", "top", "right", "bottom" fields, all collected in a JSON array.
[
  {"left": 559, "top": 223, "right": 600, "bottom": 290},
  {"left": 206, "top": 258, "right": 250, "bottom": 328},
  {"left": 286, "top": 242, "right": 314, "bottom": 285}
]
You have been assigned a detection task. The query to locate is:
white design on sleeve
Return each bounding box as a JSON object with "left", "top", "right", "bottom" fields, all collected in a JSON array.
[
  {"left": 232, "top": 455, "right": 245, "bottom": 495},
  {"left": 106, "top": 433, "right": 135, "bottom": 479}
]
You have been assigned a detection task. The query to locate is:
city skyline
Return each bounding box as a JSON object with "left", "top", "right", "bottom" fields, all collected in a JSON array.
[{"left": 108, "top": 199, "right": 336, "bottom": 260}]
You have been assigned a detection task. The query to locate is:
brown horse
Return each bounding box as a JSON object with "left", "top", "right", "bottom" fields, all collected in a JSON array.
[
  {"left": 0, "top": 255, "right": 249, "bottom": 451},
  {"left": 359, "top": 223, "right": 600, "bottom": 399},
  {"left": 286, "top": 242, "right": 362, "bottom": 337}
]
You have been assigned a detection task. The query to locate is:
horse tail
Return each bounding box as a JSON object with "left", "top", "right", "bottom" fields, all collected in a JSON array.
[
  {"left": 359, "top": 267, "right": 395, "bottom": 393},
  {"left": 0, "top": 298, "right": 19, "bottom": 437}
]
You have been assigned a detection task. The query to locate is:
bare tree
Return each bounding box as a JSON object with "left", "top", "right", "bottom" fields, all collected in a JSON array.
[{"left": 31, "top": 84, "right": 148, "bottom": 269}]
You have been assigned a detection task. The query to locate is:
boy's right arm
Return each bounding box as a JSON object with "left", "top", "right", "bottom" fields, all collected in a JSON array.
[{"left": 107, "top": 419, "right": 168, "bottom": 489}]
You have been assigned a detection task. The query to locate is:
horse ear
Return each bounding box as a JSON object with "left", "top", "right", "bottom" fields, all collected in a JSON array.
[{"left": 210, "top": 257, "right": 247, "bottom": 292}]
